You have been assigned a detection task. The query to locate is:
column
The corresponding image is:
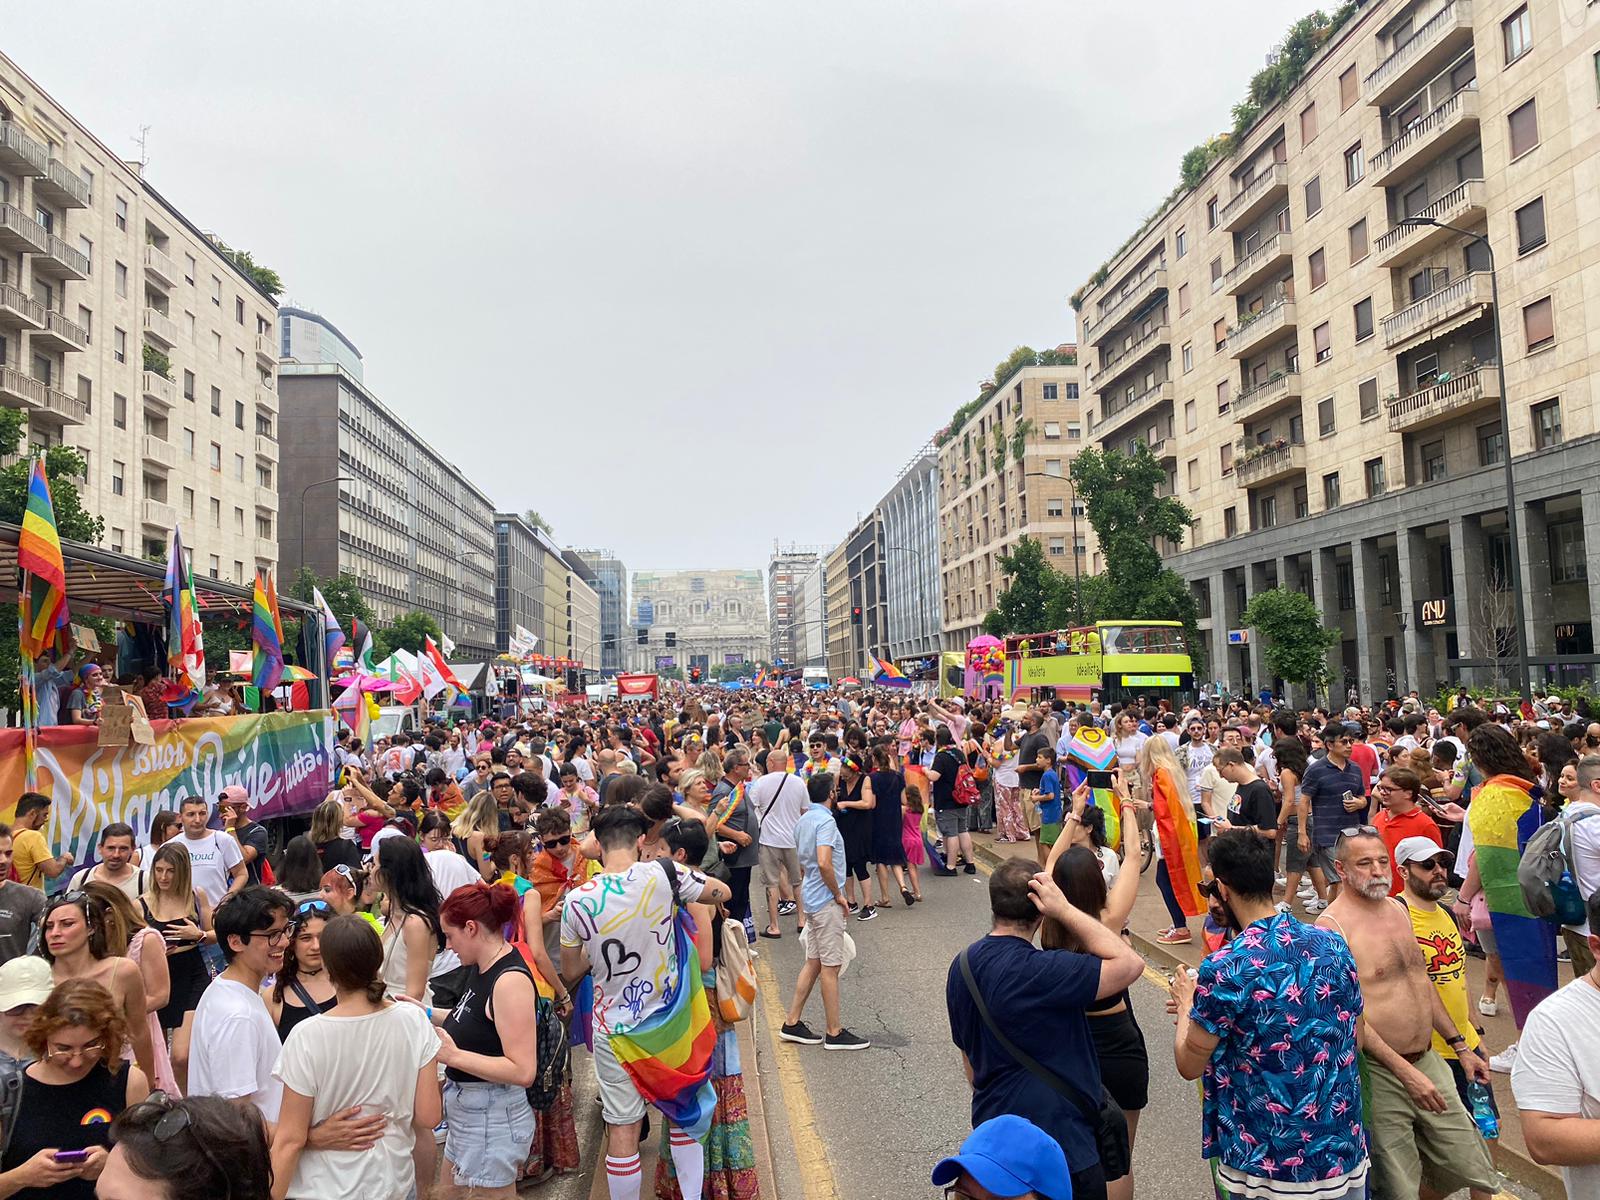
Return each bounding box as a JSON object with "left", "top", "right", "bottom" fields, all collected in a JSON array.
[
  {"left": 1248, "top": 562, "right": 1272, "bottom": 693},
  {"left": 1278, "top": 554, "right": 1301, "bottom": 596},
  {"left": 1350, "top": 538, "right": 1385, "bottom": 703},
  {"left": 1208, "top": 571, "right": 1232, "bottom": 695},
  {"left": 1310, "top": 548, "right": 1340, "bottom": 705},
  {"left": 1396, "top": 528, "right": 1437, "bottom": 698},
  {"left": 1449, "top": 515, "right": 1487, "bottom": 682},
  {"left": 1517, "top": 499, "right": 1554, "bottom": 657}
]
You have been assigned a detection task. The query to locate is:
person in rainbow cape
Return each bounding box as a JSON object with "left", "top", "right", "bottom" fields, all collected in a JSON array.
[{"left": 561, "top": 804, "right": 733, "bottom": 1200}]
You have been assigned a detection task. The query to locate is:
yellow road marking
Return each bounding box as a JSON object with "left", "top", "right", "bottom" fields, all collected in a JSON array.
[{"left": 753, "top": 949, "right": 842, "bottom": 1200}]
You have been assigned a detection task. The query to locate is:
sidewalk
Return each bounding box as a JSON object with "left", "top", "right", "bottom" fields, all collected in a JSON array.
[{"left": 968, "top": 829, "right": 1565, "bottom": 1200}]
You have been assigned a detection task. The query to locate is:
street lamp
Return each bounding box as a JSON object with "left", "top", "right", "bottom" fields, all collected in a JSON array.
[
  {"left": 298, "top": 475, "right": 354, "bottom": 581},
  {"left": 1394, "top": 215, "right": 1530, "bottom": 700},
  {"left": 1022, "top": 470, "right": 1085, "bottom": 625}
]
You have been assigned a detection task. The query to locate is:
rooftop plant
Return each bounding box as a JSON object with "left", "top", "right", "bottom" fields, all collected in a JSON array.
[{"left": 936, "top": 345, "right": 1078, "bottom": 446}]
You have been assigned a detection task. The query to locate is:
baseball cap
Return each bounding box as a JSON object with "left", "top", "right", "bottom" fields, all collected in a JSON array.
[
  {"left": 0, "top": 956, "right": 53, "bottom": 1012},
  {"left": 930, "top": 1115, "right": 1071, "bottom": 1200},
  {"left": 1394, "top": 836, "right": 1453, "bottom": 867},
  {"left": 218, "top": 784, "right": 250, "bottom": 808}
]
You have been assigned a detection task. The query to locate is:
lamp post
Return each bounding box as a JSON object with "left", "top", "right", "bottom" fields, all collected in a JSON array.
[
  {"left": 1022, "top": 469, "right": 1084, "bottom": 625},
  {"left": 1394, "top": 216, "right": 1530, "bottom": 700},
  {"left": 298, "top": 475, "right": 354, "bottom": 582}
]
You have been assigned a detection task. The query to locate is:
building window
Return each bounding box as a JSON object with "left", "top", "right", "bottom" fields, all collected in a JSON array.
[
  {"left": 1065, "top": 383, "right": 1078, "bottom": 399},
  {"left": 1359, "top": 377, "right": 1379, "bottom": 420},
  {"left": 113, "top": 328, "right": 126, "bottom": 364},
  {"left": 1343, "top": 143, "right": 1363, "bottom": 187},
  {"left": 1178, "top": 282, "right": 1191, "bottom": 315},
  {"left": 1184, "top": 399, "right": 1197, "bottom": 431},
  {"left": 1477, "top": 421, "right": 1504, "bottom": 466},
  {"left": 1550, "top": 520, "right": 1586, "bottom": 584},
  {"left": 1182, "top": 343, "right": 1193, "bottom": 373},
  {"left": 1309, "top": 247, "right": 1326, "bottom": 289},
  {"left": 1048, "top": 537, "right": 1066, "bottom": 556},
  {"left": 211, "top": 386, "right": 222, "bottom": 416},
  {"left": 76, "top": 375, "right": 91, "bottom": 413},
  {"left": 1515, "top": 197, "right": 1546, "bottom": 254},
  {"left": 1066, "top": 422, "right": 1081, "bottom": 439},
  {"left": 114, "top": 196, "right": 127, "bottom": 231},
  {"left": 1353, "top": 297, "right": 1374, "bottom": 342},
  {"left": 1217, "top": 379, "right": 1230, "bottom": 413},
  {"left": 1300, "top": 102, "right": 1318, "bottom": 145},
  {"left": 1421, "top": 439, "right": 1447, "bottom": 481},
  {"left": 1210, "top": 257, "right": 1223, "bottom": 290},
  {"left": 1207, "top": 196, "right": 1219, "bottom": 229},
  {"left": 1220, "top": 444, "right": 1234, "bottom": 475},
  {"left": 1257, "top": 495, "right": 1278, "bottom": 529},
  {"left": 1337, "top": 562, "right": 1356, "bottom": 610},
  {"left": 183, "top": 370, "right": 195, "bottom": 400},
  {"left": 209, "top": 442, "right": 221, "bottom": 470},
  {"left": 183, "top": 428, "right": 195, "bottom": 457},
  {"left": 1318, "top": 396, "right": 1336, "bottom": 437},
  {"left": 1313, "top": 322, "right": 1332, "bottom": 363},
  {"left": 114, "top": 262, "right": 128, "bottom": 298},
  {"left": 1224, "top": 506, "right": 1238, "bottom": 537},
  {"left": 111, "top": 461, "right": 124, "bottom": 496},
  {"left": 234, "top": 400, "right": 245, "bottom": 429},
  {"left": 1503, "top": 5, "right": 1531, "bottom": 64},
  {"left": 235, "top": 296, "right": 245, "bottom": 324},
  {"left": 1046, "top": 498, "right": 1064, "bottom": 517},
  {"left": 1339, "top": 65, "right": 1358, "bottom": 110},
  {"left": 1293, "top": 485, "right": 1309, "bottom": 519},
  {"left": 1043, "top": 421, "right": 1061, "bottom": 439},
  {"left": 1348, "top": 218, "right": 1368, "bottom": 263},
  {"left": 1213, "top": 318, "right": 1227, "bottom": 352},
  {"left": 184, "top": 253, "right": 196, "bottom": 285},
  {"left": 1324, "top": 472, "right": 1341, "bottom": 509},
  {"left": 1364, "top": 457, "right": 1386, "bottom": 497},
  {"left": 1188, "top": 458, "right": 1200, "bottom": 490},
  {"left": 182, "top": 487, "right": 194, "bottom": 517},
  {"left": 1533, "top": 397, "right": 1562, "bottom": 448},
  {"left": 1305, "top": 176, "right": 1322, "bottom": 218},
  {"left": 112, "top": 393, "right": 126, "bottom": 429},
  {"left": 1042, "top": 382, "right": 1058, "bottom": 400},
  {"left": 1044, "top": 459, "right": 1062, "bottom": 477},
  {"left": 209, "top": 498, "right": 220, "bottom": 526},
  {"left": 1176, "top": 228, "right": 1188, "bottom": 258},
  {"left": 1509, "top": 99, "right": 1540, "bottom": 158},
  {"left": 1523, "top": 295, "right": 1555, "bottom": 351},
  {"left": 211, "top": 276, "right": 222, "bottom": 306}
]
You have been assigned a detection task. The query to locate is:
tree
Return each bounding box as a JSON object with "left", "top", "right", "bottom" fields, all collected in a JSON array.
[
  {"left": 1240, "top": 587, "right": 1339, "bottom": 704},
  {"left": 982, "top": 538, "right": 1062, "bottom": 636},
  {"left": 374, "top": 611, "right": 442, "bottom": 661},
  {"left": 522, "top": 510, "right": 553, "bottom": 536},
  {"left": 285, "top": 568, "right": 374, "bottom": 629}
]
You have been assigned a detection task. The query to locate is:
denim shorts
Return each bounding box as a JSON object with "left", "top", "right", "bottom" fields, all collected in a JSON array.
[{"left": 443, "top": 1079, "right": 535, "bottom": 1188}]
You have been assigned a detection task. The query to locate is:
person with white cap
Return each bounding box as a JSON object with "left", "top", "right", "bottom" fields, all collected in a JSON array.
[
  {"left": 930, "top": 1114, "right": 1072, "bottom": 1200},
  {"left": 0, "top": 956, "right": 53, "bottom": 1065}
]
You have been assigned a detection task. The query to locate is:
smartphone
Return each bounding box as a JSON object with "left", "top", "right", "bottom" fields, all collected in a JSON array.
[
  {"left": 1087, "top": 770, "right": 1115, "bottom": 789},
  {"left": 52, "top": 1150, "right": 90, "bottom": 1165}
]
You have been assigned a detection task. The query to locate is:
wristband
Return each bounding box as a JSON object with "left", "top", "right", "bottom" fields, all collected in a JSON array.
[{"left": 426, "top": 1006, "right": 434, "bottom": 1021}]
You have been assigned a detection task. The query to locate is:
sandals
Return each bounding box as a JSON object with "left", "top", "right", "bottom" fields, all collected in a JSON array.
[
  {"left": 760, "top": 929, "right": 783, "bottom": 940},
  {"left": 901, "top": 887, "right": 916, "bottom": 906}
]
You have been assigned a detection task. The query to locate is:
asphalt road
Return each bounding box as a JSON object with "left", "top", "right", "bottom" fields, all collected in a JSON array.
[{"left": 751, "top": 867, "right": 1216, "bottom": 1199}]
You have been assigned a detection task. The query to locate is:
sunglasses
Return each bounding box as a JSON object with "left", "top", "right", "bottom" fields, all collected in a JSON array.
[
  {"left": 292, "top": 899, "right": 334, "bottom": 922},
  {"left": 127, "top": 1092, "right": 234, "bottom": 1200},
  {"left": 1340, "top": 824, "right": 1380, "bottom": 838},
  {"left": 1197, "top": 878, "right": 1221, "bottom": 899},
  {"left": 1410, "top": 857, "right": 1451, "bottom": 872},
  {"left": 543, "top": 835, "right": 572, "bottom": 848}
]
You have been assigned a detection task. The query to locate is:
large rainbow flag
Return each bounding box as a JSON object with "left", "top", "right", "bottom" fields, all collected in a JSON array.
[
  {"left": 163, "top": 527, "right": 206, "bottom": 712},
  {"left": 607, "top": 904, "right": 717, "bottom": 1139},
  {"left": 1152, "top": 766, "right": 1204, "bottom": 918},
  {"left": 1470, "top": 773, "right": 1556, "bottom": 1026},
  {"left": 17, "top": 457, "right": 70, "bottom": 660},
  {"left": 311, "top": 586, "right": 345, "bottom": 675},
  {"left": 870, "top": 654, "right": 911, "bottom": 688},
  {"left": 1063, "top": 726, "right": 1120, "bottom": 848},
  {"left": 251, "top": 569, "right": 286, "bottom": 693}
]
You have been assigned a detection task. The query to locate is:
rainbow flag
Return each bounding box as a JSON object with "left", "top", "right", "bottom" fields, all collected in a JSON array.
[
  {"left": 1152, "top": 766, "right": 1204, "bottom": 918},
  {"left": 607, "top": 904, "right": 717, "bottom": 1139},
  {"left": 311, "top": 587, "right": 345, "bottom": 674},
  {"left": 1064, "top": 726, "right": 1120, "bottom": 847},
  {"left": 163, "top": 527, "right": 206, "bottom": 711},
  {"left": 251, "top": 570, "right": 285, "bottom": 693},
  {"left": 17, "top": 457, "right": 70, "bottom": 659},
  {"left": 753, "top": 666, "right": 767, "bottom": 689},
  {"left": 1470, "top": 773, "right": 1556, "bottom": 1025},
  {"left": 870, "top": 654, "right": 911, "bottom": 688}
]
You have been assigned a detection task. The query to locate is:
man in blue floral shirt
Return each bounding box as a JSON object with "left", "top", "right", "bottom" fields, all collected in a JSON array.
[{"left": 1173, "top": 829, "right": 1370, "bottom": 1200}]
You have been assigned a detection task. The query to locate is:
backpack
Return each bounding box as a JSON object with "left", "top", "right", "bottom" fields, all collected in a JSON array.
[
  {"left": 0, "top": 1055, "right": 20, "bottom": 1158},
  {"left": 525, "top": 994, "right": 571, "bottom": 1112},
  {"left": 953, "top": 762, "right": 980, "bottom": 807},
  {"left": 1517, "top": 808, "right": 1600, "bottom": 925},
  {"left": 714, "top": 916, "right": 757, "bottom": 1023}
]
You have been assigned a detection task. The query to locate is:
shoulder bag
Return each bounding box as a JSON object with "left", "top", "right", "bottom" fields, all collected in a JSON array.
[{"left": 958, "top": 947, "right": 1130, "bottom": 1181}]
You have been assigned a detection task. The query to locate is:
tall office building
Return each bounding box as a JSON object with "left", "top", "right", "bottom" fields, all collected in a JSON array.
[
  {"left": 279, "top": 305, "right": 363, "bottom": 382},
  {"left": 494, "top": 512, "right": 545, "bottom": 654},
  {"left": 629, "top": 569, "right": 769, "bottom": 675},
  {"left": 1073, "top": 0, "right": 1600, "bottom": 695},
  {"left": 795, "top": 554, "right": 828, "bottom": 668},
  {"left": 278, "top": 355, "right": 497, "bottom": 659},
  {"left": 560, "top": 549, "right": 602, "bottom": 674},
  {"left": 568, "top": 548, "right": 627, "bottom": 676},
  {"left": 825, "top": 541, "right": 851, "bottom": 681},
  {"left": 873, "top": 444, "right": 943, "bottom": 661},
  {"left": 845, "top": 513, "right": 888, "bottom": 677},
  {"left": 0, "top": 52, "right": 280, "bottom": 578},
  {"left": 767, "top": 546, "right": 822, "bottom": 666}
]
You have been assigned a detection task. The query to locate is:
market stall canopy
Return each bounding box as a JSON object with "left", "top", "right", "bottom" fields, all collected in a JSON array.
[{"left": 0, "top": 521, "right": 317, "bottom": 626}]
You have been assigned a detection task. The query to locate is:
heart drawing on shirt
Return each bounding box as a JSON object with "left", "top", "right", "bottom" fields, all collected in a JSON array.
[{"left": 599, "top": 938, "right": 642, "bottom": 981}]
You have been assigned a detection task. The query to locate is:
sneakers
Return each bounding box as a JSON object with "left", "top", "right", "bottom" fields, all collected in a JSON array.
[
  {"left": 1478, "top": 996, "right": 1499, "bottom": 1017},
  {"left": 846, "top": 901, "right": 860, "bottom": 915},
  {"left": 1275, "top": 873, "right": 1288, "bottom": 887},
  {"left": 1155, "top": 927, "right": 1193, "bottom": 944},
  {"left": 1489, "top": 1043, "right": 1519, "bottom": 1074},
  {"left": 1557, "top": 947, "right": 1572, "bottom": 964},
  {"left": 824, "top": 1029, "right": 870, "bottom": 1051},
  {"left": 963, "top": 863, "right": 978, "bottom": 875},
  {"left": 780, "top": 1021, "right": 824, "bottom": 1046},
  {"left": 777, "top": 900, "right": 797, "bottom": 917},
  {"left": 857, "top": 906, "right": 877, "bottom": 922},
  {"left": 1301, "top": 898, "right": 1326, "bottom": 914}
]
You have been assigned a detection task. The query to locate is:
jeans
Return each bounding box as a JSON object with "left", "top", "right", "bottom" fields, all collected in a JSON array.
[{"left": 1155, "top": 858, "right": 1189, "bottom": 927}]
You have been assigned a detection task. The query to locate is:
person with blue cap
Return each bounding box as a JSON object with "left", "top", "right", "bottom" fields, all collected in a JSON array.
[{"left": 931, "top": 1114, "right": 1073, "bottom": 1200}]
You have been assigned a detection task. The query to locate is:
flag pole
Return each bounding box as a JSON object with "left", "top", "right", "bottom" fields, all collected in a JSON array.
[{"left": 17, "top": 568, "right": 37, "bottom": 790}]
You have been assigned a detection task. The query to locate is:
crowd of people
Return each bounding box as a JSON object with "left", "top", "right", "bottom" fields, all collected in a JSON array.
[{"left": 2, "top": 682, "right": 1599, "bottom": 1198}]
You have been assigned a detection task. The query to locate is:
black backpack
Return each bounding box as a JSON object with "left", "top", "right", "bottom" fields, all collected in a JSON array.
[{"left": 525, "top": 994, "right": 570, "bottom": 1111}]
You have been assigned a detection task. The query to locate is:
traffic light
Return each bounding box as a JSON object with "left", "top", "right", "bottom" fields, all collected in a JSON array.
[
  {"left": 690, "top": 667, "right": 701, "bottom": 683},
  {"left": 851, "top": 605, "right": 863, "bottom": 625}
]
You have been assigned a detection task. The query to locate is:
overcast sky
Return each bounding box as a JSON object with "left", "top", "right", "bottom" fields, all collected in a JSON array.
[{"left": 15, "top": 1, "right": 1285, "bottom": 575}]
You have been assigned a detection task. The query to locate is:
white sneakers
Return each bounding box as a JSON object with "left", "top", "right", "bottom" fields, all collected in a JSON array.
[
  {"left": 1478, "top": 996, "right": 1499, "bottom": 1017},
  {"left": 1489, "top": 1043, "right": 1519, "bottom": 1074}
]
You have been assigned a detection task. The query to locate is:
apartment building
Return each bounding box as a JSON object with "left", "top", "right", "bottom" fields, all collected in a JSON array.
[
  {"left": 568, "top": 548, "right": 628, "bottom": 676},
  {"left": 0, "top": 53, "right": 279, "bottom": 576},
  {"left": 875, "top": 444, "right": 943, "bottom": 661},
  {"left": 845, "top": 512, "right": 889, "bottom": 677},
  {"left": 1074, "top": 0, "right": 1600, "bottom": 695},
  {"left": 767, "top": 546, "right": 821, "bottom": 666},
  {"left": 937, "top": 358, "right": 1097, "bottom": 649},
  {"left": 278, "top": 361, "right": 497, "bottom": 659},
  {"left": 825, "top": 541, "right": 852, "bottom": 680}
]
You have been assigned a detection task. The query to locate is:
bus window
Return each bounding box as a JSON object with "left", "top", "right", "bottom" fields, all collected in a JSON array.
[{"left": 1098, "top": 625, "right": 1189, "bottom": 655}]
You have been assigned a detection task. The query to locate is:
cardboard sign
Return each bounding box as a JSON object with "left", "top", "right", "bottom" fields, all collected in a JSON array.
[{"left": 97, "top": 687, "right": 155, "bottom": 748}]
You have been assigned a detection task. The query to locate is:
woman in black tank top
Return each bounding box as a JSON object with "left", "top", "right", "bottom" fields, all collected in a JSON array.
[{"left": 263, "top": 902, "right": 338, "bottom": 1042}]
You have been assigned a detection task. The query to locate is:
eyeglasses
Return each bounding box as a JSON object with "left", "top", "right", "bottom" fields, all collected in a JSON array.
[
  {"left": 126, "top": 1092, "right": 233, "bottom": 1200},
  {"left": 241, "top": 924, "right": 291, "bottom": 946},
  {"left": 44, "top": 1039, "right": 104, "bottom": 1062},
  {"left": 1339, "top": 825, "right": 1379, "bottom": 838}
]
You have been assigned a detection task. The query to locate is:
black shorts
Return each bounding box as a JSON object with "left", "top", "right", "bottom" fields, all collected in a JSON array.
[{"left": 1088, "top": 1003, "right": 1149, "bottom": 1112}]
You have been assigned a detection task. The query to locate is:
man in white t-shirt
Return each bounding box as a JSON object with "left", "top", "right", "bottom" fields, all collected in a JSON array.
[
  {"left": 561, "top": 806, "right": 730, "bottom": 1200},
  {"left": 177, "top": 795, "right": 247, "bottom": 906},
  {"left": 752, "top": 748, "right": 810, "bottom": 938}
]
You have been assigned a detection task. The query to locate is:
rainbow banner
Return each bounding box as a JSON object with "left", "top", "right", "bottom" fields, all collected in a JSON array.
[
  {"left": 1470, "top": 773, "right": 1557, "bottom": 1025},
  {"left": 870, "top": 654, "right": 911, "bottom": 688},
  {"left": 251, "top": 569, "right": 286, "bottom": 693},
  {"left": 1064, "top": 726, "right": 1120, "bottom": 848},
  {"left": 163, "top": 528, "right": 206, "bottom": 712}
]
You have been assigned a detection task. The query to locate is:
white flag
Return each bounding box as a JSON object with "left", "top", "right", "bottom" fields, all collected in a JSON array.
[
  {"left": 439, "top": 631, "right": 456, "bottom": 657},
  {"left": 509, "top": 625, "right": 539, "bottom": 657}
]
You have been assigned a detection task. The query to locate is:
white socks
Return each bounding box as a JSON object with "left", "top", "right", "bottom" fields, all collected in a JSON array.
[
  {"left": 605, "top": 1153, "right": 642, "bottom": 1200},
  {"left": 668, "top": 1127, "right": 705, "bottom": 1198}
]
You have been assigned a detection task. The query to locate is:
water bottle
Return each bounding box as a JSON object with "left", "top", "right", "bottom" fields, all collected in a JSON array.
[{"left": 1467, "top": 1079, "right": 1499, "bottom": 1140}]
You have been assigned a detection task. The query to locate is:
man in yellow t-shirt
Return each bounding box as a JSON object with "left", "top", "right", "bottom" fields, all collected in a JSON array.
[
  {"left": 1398, "top": 835, "right": 1493, "bottom": 1115},
  {"left": 10, "top": 793, "right": 73, "bottom": 890}
]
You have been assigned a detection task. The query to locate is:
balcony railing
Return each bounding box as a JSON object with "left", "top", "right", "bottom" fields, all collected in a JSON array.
[
  {"left": 1093, "top": 266, "right": 1167, "bottom": 339},
  {"left": 38, "top": 159, "right": 91, "bottom": 208},
  {"left": 255, "top": 334, "right": 276, "bottom": 365},
  {"left": 1227, "top": 296, "right": 1296, "bottom": 359},
  {"left": 1381, "top": 272, "right": 1492, "bottom": 349},
  {"left": 0, "top": 121, "right": 47, "bottom": 175},
  {"left": 0, "top": 203, "right": 50, "bottom": 254},
  {"left": 142, "top": 371, "right": 177, "bottom": 409},
  {"left": 1385, "top": 364, "right": 1500, "bottom": 431},
  {"left": 254, "top": 485, "right": 277, "bottom": 509},
  {"left": 1219, "top": 163, "right": 1289, "bottom": 232},
  {"left": 256, "top": 385, "right": 278, "bottom": 412},
  {"left": 1235, "top": 440, "right": 1307, "bottom": 487},
  {"left": 38, "top": 387, "right": 88, "bottom": 425},
  {"left": 143, "top": 243, "right": 178, "bottom": 288},
  {"left": 0, "top": 366, "right": 46, "bottom": 408},
  {"left": 254, "top": 435, "right": 278, "bottom": 458},
  {"left": 1099, "top": 323, "right": 1169, "bottom": 382},
  {"left": 0, "top": 282, "right": 45, "bottom": 330},
  {"left": 143, "top": 307, "right": 179, "bottom": 347},
  {"left": 1369, "top": 87, "right": 1478, "bottom": 184},
  {"left": 1363, "top": 0, "right": 1473, "bottom": 106},
  {"left": 1375, "top": 179, "right": 1485, "bottom": 265},
  {"left": 34, "top": 234, "right": 90, "bottom": 280},
  {"left": 1098, "top": 381, "right": 1173, "bottom": 440},
  {"left": 34, "top": 309, "right": 90, "bottom": 353},
  {"left": 143, "top": 435, "right": 178, "bottom": 470},
  {"left": 141, "top": 499, "right": 177, "bottom": 529},
  {"left": 1233, "top": 371, "right": 1303, "bottom": 422},
  {"left": 1225, "top": 231, "right": 1294, "bottom": 295}
]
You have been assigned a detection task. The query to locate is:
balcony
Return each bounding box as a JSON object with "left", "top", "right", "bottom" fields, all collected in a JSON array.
[
  {"left": 143, "top": 243, "right": 178, "bottom": 289},
  {"left": 254, "top": 536, "right": 277, "bottom": 561},
  {"left": 0, "top": 121, "right": 47, "bottom": 176},
  {"left": 142, "top": 307, "right": 179, "bottom": 348},
  {"left": 1219, "top": 163, "right": 1289, "bottom": 233},
  {"left": 254, "top": 485, "right": 277, "bottom": 510},
  {"left": 1098, "top": 323, "right": 1169, "bottom": 385},
  {"left": 1228, "top": 297, "right": 1297, "bottom": 360},
  {"left": 143, "top": 435, "right": 178, "bottom": 472},
  {"left": 142, "top": 371, "right": 177, "bottom": 410},
  {"left": 1381, "top": 272, "right": 1492, "bottom": 350},
  {"left": 1233, "top": 371, "right": 1303, "bottom": 423},
  {"left": 1385, "top": 363, "right": 1500, "bottom": 432},
  {"left": 1091, "top": 267, "right": 1168, "bottom": 344},
  {"left": 1375, "top": 179, "right": 1486, "bottom": 267},
  {"left": 1369, "top": 88, "right": 1480, "bottom": 187},
  {"left": 1235, "top": 440, "right": 1307, "bottom": 488},
  {"left": 37, "top": 387, "right": 87, "bottom": 426},
  {"left": 36, "top": 159, "right": 90, "bottom": 208},
  {"left": 256, "top": 385, "right": 278, "bottom": 413},
  {"left": 0, "top": 203, "right": 49, "bottom": 255},
  {"left": 1226, "top": 231, "right": 1295, "bottom": 296},
  {"left": 1098, "top": 380, "right": 1174, "bottom": 440},
  {"left": 33, "top": 234, "right": 89, "bottom": 282},
  {"left": 255, "top": 334, "right": 276, "bottom": 368},
  {"left": 254, "top": 434, "right": 278, "bottom": 460},
  {"left": 1363, "top": 0, "right": 1475, "bottom": 108},
  {"left": 0, "top": 283, "right": 45, "bottom": 332},
  {"left": 31, "top": 309, "right": 89, "bottom": 354},
  {"left": 141, "top": 498, "right": 176, "bottom": 530},
  {"left": 0, "top": 366, "right": 46, "bottom": 409}
]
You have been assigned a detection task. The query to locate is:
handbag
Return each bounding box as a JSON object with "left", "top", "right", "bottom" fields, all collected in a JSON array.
[
  {"left": 958, "top": 948, "right": 1130, "bottom": 1181},
  {"left": 713, "top": 915, "right": 757, "bottom": 1023}
]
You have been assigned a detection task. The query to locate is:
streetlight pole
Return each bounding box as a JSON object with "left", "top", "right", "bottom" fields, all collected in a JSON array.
[
  {"left": 298, "top": 475, "right": 354, "bottom": 583},
  {"left": 1022, "top": 470, "right": 1084, "bottom": 625},
  {"left": 1395, "top": 217, "right": 1530, "bottom": 700}
]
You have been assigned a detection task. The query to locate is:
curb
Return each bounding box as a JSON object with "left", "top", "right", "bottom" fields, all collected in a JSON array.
[{"left": 971, "top": 840, "right": 1564, "bottom": 1200}]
